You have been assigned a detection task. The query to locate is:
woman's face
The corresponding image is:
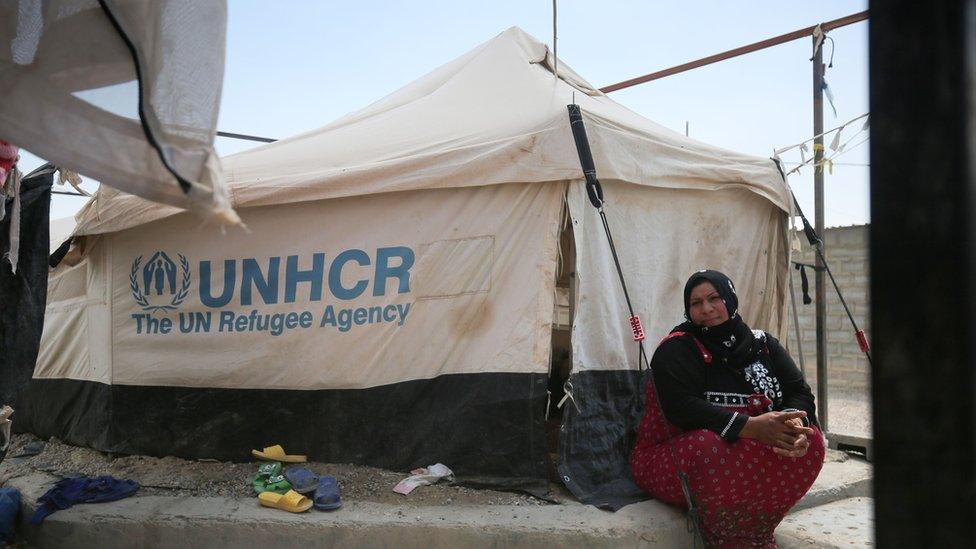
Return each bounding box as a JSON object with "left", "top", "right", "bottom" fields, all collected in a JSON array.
[{"left": 688, "top": 281, "right": 730, "bottom": 327}]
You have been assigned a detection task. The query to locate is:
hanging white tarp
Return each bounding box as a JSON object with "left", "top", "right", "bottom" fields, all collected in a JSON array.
[{"left": 0, "top": 0, "right": 237, "bottom": 223}]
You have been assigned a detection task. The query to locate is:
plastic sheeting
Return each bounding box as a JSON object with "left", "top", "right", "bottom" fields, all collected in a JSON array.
[{"left": 0, "top": 0, "right": 237, "bottom": 222}]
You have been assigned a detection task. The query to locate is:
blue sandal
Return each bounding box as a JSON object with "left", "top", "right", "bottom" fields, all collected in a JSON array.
[
  {"left": 284, "top": 467, "right": 319, "bottom": 494},
  {"left": 313, "top": 476, "right": 342, "bottom": 511}
]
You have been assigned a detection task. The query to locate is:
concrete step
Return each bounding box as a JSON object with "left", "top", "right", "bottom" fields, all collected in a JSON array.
[
  {"left": 10, "top": 472, "right": 695, "bottom": 548},
  {"left": 777, "top": 497, "right": 874, "bottom": 548},
  {"left": 6, "top": 452, "right": 871, "bottom": 548},
  {"left": 794, "top": 452, "right": 872, "bottom": 511}
]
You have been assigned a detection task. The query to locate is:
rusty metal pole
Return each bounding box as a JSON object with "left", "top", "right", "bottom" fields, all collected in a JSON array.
[
  {"left": 812, "top": 35, "right": 828, "bottom": 431},
  {"left": 599, "top": 11, "right": 868, "bottom": 93}
]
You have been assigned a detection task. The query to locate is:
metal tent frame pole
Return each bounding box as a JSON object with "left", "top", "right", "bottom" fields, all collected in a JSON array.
[{"left": 812, "top": 35, "right": 829, "bottom": 431}]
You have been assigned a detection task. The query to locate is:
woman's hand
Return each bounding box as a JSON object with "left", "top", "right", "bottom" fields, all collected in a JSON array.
[
  {"left": 739, "top": 410, "right": 814, "bottom": 452},
  {"left": 772, "top": 417, "right": 811, "bottom": 457}
]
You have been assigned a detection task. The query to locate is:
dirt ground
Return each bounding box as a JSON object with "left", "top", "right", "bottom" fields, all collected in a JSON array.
[
  {"left": 0, "top": 434, "right": 551, "bottom": 507},
  {"left": 826, "top": 388, "right": 872, "bottom": 439}
]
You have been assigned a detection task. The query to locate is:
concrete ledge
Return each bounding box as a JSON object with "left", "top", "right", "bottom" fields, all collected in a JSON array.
[
  {"left": 6, "top": 454, "right": 871, "bottom": 548},
  {"left": 9, "top": 472, "right": 694, "bottom": 548},
  {"left": 793, "top": 455, "right": 872, "bottom": 512}
]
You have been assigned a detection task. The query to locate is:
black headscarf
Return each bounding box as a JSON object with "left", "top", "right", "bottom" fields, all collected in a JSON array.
[{"left": 676, "top": 270, "right": 758, "bottom": 367}]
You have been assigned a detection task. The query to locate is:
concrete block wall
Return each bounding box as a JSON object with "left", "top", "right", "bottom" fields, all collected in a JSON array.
[{"left": 785, "top": 224, "right": 871, "bottom": 392}]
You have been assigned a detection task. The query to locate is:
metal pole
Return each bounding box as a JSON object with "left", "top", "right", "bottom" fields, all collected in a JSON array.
[
  {"left": 812, "top": 36, "right": 828, "bottom": 431},
  {"left": 599, "top": 11, "right": 868, "bottom": 93},
  {"left": 216, "top": 131, "right": 276, "bottom": 143}
]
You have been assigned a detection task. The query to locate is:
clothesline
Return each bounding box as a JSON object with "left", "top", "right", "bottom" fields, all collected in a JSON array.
[
  {"left": 786, "top": 130, "right": 870, "bottom": 176},
  {"left": 780, "top": 160, "right": 869, "bottom": 167},
  {"left": 773, "top": 114, "right": 870, "bottom": 176},
  {"left": 773, "top": 112, "right": 869, "bottom": 157}
]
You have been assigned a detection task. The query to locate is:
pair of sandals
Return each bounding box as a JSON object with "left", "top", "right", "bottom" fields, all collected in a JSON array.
[
  {"left": 279, "top": 468, "right": 342, "bottom": 511},
  {"left": 254, "top": 462, "right": 341, "bottom": 512}
]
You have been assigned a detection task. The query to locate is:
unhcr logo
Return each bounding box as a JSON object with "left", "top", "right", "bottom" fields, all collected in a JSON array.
[
  {"left": 130, "top": 251, "right": 191, "bottom": 313},
  {"left": 128, "top": 247, "right": 415, "bottom": 336}
]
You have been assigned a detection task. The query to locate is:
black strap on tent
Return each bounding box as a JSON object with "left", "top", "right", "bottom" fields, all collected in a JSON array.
[
  {"left": 788, "top": 191, "right": 873, "bottom": 364},
  {"left": 793, "top": 262, "right": 815, "bottom": 304},
  {"left": 567, "top": 104, "right": 706, "bottom": 547}
]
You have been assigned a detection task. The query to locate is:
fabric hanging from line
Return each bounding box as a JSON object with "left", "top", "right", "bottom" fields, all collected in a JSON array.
[
  {"left": 2, "top": 169, "right": 20, "bottom": 272},
  {"left": 822, "top": 79, "right": 838, "bottom": 117},
  {"left": 0, "top": 142, "right": 17, "bottom": 258},
  {"left": 57, "top": 168, "right": 89, "bottom": 196},
  {"left": 794, "top": 262, "right": 813, "bottom": 304},
  {"left": 773, "top": 113, "right": 869, "bottom": 158},
  {"left": 0, "top": 141, "right": 16, "bottom": 192},
  {"left": 0, "top": 169, "right": 52, "bottom": 414},
  {"left": 778, "top": 126, "right": 871, "bottom": 178},
  {"left": 0, "top": 1, "right": 238, "bottom": 224}
]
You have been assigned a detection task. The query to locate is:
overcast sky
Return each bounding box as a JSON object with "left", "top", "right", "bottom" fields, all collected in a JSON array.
[{"left": 35, "top": 1, "right": 869, "bottom": 227}]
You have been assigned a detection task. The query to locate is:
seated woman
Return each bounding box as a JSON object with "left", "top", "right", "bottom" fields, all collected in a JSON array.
[{"left": 631, "top": 270, "right": 825, "bottom": 548}]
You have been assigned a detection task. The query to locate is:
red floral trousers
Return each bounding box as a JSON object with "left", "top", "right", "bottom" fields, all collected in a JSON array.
[{"left": 630, "top": 382, "right": 825, "bottom": 548}]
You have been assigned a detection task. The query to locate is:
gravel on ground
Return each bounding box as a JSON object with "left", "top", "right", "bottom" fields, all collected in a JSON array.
[{"left": 0, "top": 434, "right": 550, "bottom": 507}]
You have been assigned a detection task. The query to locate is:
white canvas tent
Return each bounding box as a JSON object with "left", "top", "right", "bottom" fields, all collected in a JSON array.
[{"left": 24, "top": 27, "right": 791, "bottom": 502}]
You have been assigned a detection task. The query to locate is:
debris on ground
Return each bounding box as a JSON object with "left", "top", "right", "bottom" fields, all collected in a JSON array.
[{"left": 0, "top": 434, "right": 549, "bottom": 507}]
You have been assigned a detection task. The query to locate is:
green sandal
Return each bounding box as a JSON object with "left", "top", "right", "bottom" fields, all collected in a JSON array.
[{"left": 253, "top": 462, "right": 293, "bottom": 495}]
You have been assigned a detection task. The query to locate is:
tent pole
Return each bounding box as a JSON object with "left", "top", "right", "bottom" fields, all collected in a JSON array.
[{"left": 812, "top": 35, "right": 828, "bottom": 432}]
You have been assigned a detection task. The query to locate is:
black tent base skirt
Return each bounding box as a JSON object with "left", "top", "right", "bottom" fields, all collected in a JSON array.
[{"left": 15, "top": 372, "right": 549, "bottom": 493}]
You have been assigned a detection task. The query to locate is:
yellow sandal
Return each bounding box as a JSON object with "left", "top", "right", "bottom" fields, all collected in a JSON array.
[
  {"left": 258, "top": 489, "right": 313, "bottom": 513},
  {"left": 251, "top": 444, "right": 307, "bottom": 463}
]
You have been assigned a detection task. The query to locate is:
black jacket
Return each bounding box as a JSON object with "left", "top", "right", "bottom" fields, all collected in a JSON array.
[{"left": 651, "top": 330, "right": 817, "bottom": 442}]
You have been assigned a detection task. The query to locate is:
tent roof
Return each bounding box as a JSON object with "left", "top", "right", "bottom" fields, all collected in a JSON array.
[{"left": 73, "top": 26, "right": 789, "bottom": 235}]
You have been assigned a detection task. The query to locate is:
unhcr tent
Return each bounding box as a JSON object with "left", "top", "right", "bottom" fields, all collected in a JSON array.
[{"left": 21, "top": 28, "right": 791, "bottom": 503}]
